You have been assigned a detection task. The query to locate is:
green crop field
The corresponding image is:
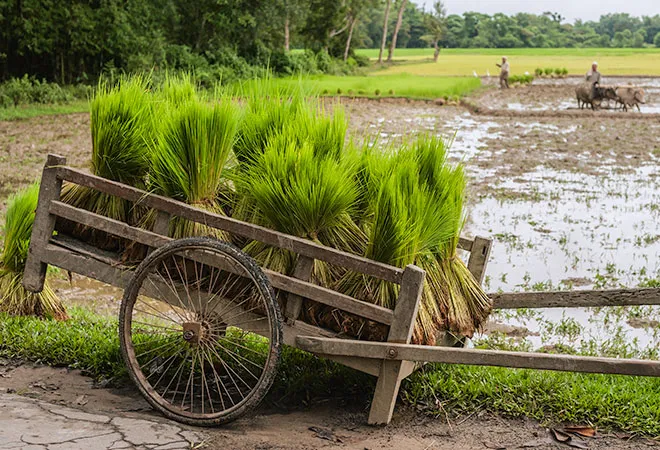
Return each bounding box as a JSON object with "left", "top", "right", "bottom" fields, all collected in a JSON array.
[
  {"left": 269, "top": 74, "right": 482, "bottom": 99},
  {"left": 357, "top": 48, "right": 660, "bottom": 76}
]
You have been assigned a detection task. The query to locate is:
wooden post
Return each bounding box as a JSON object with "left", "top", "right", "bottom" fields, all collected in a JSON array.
[
  {"left": 23, "top": 154, "right": 66, "bottom": 292},
  {"left": 467, "top": 236, "right": 491, "bottom": 285},
  {"left": 152, "top": 210, "right": 171, "bottom": 236},
  {"left": 284, "top": 255, "right": 315, "bottom": 324},
  {"left": 368, "top": 264, "right": 425, "bottom": 425}
]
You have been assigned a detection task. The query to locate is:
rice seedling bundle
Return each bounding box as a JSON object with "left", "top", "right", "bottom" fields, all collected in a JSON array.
[
  {"left": 236, "top": 128, "right": 364, "bottom": 285},
  {"left": 0, "top": 184, "right": 67, "bottom": 320},
  {"left": 148, "top": 98, "right": 240, "bottom": 239},
  {"left": 60, "top": 75, "right": 154, "bottom": 249}
]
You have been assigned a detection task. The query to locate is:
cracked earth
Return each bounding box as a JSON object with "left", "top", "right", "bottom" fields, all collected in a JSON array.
[{"left": 0, "top": 394, "right": 204, "bottom": 449}]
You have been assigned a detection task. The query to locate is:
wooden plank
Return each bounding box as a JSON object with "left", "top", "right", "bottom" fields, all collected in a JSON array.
[
  {"left": 491, "top": 288, "right": 660, "bottom": 309},
  {"left": 458, "top": 237, "right": 473, "bottom": 251},
  {"left": 368, "top": 265, "right": 426, "bottom": 425},
  {"left": 55, "top": 165, "right": 404, "bottom": 284},
  {"left": 466, "top": 236, "right": 491, "bottom": 285},
  {"left": 23, "top": 154, "right": 67, "bottom": 292},
  {"left": 295, "top": 336, "right": 660, "bottom": 378},
  {"left": 49, "top": 201, "right": 394, "bottom": 325},
  {"left": 284, "top": 256, "right": 315, "bottom": 322},
  {"left": 152, "top": 210, "right": 171, "bottom": 237}
]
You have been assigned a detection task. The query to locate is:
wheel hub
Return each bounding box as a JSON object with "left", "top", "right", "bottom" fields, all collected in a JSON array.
[{"left": 182, "top": 322, "right": 203, "bottom": 345}]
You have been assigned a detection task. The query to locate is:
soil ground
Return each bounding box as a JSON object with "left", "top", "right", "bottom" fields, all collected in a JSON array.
[
  {"left": 1, "top": 360, "right": 658, "bottom": 449},
  {"left": 1, "top": 80, "right": 660, "bottom": 448}
]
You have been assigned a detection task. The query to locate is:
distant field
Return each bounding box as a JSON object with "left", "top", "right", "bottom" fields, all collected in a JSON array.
[
  {"left": 270, "top": 74, "right": 482, "bottom": 99},
  {"left": 356, "top": 48, "right": 660, "bottom": 76},
  {"left": 0, "top": 101, "right": 89, "bottom": 121}
]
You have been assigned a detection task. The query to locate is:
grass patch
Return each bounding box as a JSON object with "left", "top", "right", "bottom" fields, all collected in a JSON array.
[
  {"left": 2, "top": 306, "right": 660, "bottom": 434},
  {"left": 405, "top": 363, "right": 660, "bottom": 436},
  {"left": 0, "top": 307, "right": 372, "bottom": 405},
  {"left": 0, "top": 100, "right": 89, "bottom": 121},
  {"left": 270, "top": 74, "right": 481, "bottom": 100},
  {"left": 357, "top": 48, "right": 660, "bottom": 76}
]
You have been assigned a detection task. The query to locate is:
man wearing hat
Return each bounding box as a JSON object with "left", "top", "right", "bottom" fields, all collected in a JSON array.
[
  {"left": 586, "top": 62, "right": 601, "bottom": 85},
  {"left": 496, "top": 56, "right": 510, "bottom": 89}
]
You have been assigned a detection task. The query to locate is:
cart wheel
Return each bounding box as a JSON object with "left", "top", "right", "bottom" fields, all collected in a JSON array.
[{"left": 119, "top": 237, "right": 282, "bottom": 426}]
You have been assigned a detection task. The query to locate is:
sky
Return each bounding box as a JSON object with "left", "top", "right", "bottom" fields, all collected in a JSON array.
[{"left": 413, "top": 0, "right": 659, "bottom": 23}]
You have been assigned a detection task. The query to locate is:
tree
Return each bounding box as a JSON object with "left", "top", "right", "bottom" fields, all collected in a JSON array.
[
  {"left": 420, "top": 1, "right": 446, "bottom": 62},
  {"left": 377, "top": 0, "right": 391, "bottom": 63},
  {"left": 386, "top": 0, "right": 407, "bottom": 62},
  {"left": 654, "top": 31, "right": 660, "bottom": 47}
]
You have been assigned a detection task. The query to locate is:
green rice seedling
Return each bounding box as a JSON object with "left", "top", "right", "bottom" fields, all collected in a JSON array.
[
  {"left": 237, "top": 133, "right": 364, "bottom": 284},
  {"left": 561, "top": 67, "right": 569, "bottom": 76},
  {"left": 0, "top": 184, "right": 67, "bottom": 320},
  {"left": 544, "top": 67, "right": 553, "bottom": 76},
  {"left": 61, "top": 75, "right": 154, "bottom": 247},
  {"left": 554, "top": 67, "right": 563, "bottom": 77},
  {"left": 413, "top": 136, "right": 492, "bottom": 338},
  {"left": 535, "top": 67, "right": 543, "bottom": 77},
  {"left": 149, "top": 98, "right": 240, "bottom": 239},
  {"left": 156, "top": 72, "right": 198, "bottom": 107}
]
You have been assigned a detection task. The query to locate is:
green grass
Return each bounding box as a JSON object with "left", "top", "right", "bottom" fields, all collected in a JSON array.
[
  {"left": 2, "top": 307, "right": 660, "bottom": 434},
  {"left": 270, "top": 74, "right": 481, "bottom": 100},
  {"left": 357, "top": 48, "right": 660, "bottom": 76},
  {"left": 0, "top": 100, "right": 89, "bottom": 121}
]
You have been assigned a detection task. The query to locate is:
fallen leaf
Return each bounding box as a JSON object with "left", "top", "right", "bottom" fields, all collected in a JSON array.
[
  {"left": 551, "top": 429, "right": 571, "bottom": 443},
  {"left": 564, "top": 426, "right": 596, "bottom": 438}
]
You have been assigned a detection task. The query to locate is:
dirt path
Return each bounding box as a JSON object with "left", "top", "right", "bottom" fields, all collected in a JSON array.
[{"left": 1, "top": 361, "right": 657, "bottom": 449}]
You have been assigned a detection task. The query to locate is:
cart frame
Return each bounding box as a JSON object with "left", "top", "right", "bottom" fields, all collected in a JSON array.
[{"left": 23, "top": 154, "right": 660, "bottom": 426}]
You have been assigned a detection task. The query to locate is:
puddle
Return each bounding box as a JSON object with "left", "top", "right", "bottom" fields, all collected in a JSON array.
[{"left": 465, "top": 164, "right": 660, "bottom": 352}]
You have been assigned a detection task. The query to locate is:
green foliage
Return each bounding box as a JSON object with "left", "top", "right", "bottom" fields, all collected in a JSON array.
[
  {"left": 508, "top": 74, "right": 534, "bottom": 85},
  {"left": 0, "top": 76, "right": 89, "bottom": 108},
  {"left": 404, "top": 363, "right": 660, "bottom": 435},
  {"left": 544, "top": 67, "right": 553, "bottom": 76},
  {"left": 0, "top": 184, "right": 67, "bottom": 320},
  {"left": 62, "top": 76, "right": 154, "bottom": 226},
  {"left": 1, "top": 184, "right": 40, "bottom": 273}
]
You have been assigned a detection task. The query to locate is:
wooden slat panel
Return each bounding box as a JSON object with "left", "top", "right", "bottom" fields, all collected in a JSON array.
[
  {"left": 284, "top": 255, "right": 314, "bottom": 322},
  {"left": 466, "top": 236, "right": 491, "bottom": 285},
  {"left": 458, "top": 237, "right": 473, "bottom": 251},
  {"left": 49, "top": 201, "right": 394, "bottom": 325},
  {"left": 43, "top": 242, "right": 382, "bottom": 376},
  {"left": 491, "top": 288, "right": 660, "bottom": 309},
  {"left": 296, "top": 336, "right": 660, "bottom": 377},
  {"left": 54, "top": 166, "right": 404, "bottom": 284}
]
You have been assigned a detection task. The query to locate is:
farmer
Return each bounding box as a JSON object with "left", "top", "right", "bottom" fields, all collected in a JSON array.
[
  {"left": 585, "top": 61, "right": 602, "bottom": 103},
  {"left": 585, "top": 61, "right": 601, "bottom": 85},
  {"left": 495, "top": 56, "right": 510, "bottom": 89}
]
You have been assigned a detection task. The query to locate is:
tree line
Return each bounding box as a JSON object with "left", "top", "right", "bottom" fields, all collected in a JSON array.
[{"left": 1, "top": 0, "right": 659, "bottom": 83}]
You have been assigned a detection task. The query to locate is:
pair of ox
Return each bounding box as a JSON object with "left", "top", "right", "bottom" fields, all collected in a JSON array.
[{"left": 576, "top": 83, "right": 645, "bottom": 112}]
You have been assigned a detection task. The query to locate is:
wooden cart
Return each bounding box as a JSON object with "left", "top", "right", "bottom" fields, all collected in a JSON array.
[{"left": 23, "top": 154, "right": 660, "bottom": 427}]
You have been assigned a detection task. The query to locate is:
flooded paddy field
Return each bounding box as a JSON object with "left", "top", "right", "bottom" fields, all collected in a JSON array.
[
  {"left": 2, "top": 90, "right": 660, "bottom": 358},
  {"left": 478, "top": 76, "right": 660, "bottom": 114}
]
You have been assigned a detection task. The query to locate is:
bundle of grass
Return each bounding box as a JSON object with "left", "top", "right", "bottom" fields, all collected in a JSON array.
[
  {"left": 236, "top": 132, "right": 364, "bottom": 286},
  {"left": 157, "top": 72, "right": 198, "bottom": 107},
  {"left": 0, "top": 184, "right": 67, "bottom": 320},
  {"left": 148, "top": 98, "right": 240, "bottom": 239},
  {"left": 60, "top": 75, "right": 154, "bottom": 249},
  {"left": 411, "top": 136, "right": 492, "bottom": 340},
  {"left": 335, "top": 153, "right": 458, "bottom": 344}
]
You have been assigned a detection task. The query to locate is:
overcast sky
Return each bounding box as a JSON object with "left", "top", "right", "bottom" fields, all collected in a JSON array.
[{"left": 413, "top": 0, "right": 659, "bottom": 23}]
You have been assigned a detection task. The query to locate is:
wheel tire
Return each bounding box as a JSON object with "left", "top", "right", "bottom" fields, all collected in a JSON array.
[{"left": 119, "top": 237, "right": 282, "bottom": 426}]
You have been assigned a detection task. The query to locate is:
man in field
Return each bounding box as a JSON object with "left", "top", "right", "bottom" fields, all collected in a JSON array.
[
  {"left": 586, "top": 61, "right": 601, "bottom": 85},
  {"left": 585, "top": 61, "right": 602, "bottom": 106},
  {"left": 496, "top": 56, "right": 510, "bottom": 89}
]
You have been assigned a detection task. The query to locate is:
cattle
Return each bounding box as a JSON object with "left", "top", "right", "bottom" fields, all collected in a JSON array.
[
  {"left": 575, "top": 83, "right": 617, "bottom": 111},
  {"left": 614, "top": 86, "right": 645, "bottom": 112}
]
